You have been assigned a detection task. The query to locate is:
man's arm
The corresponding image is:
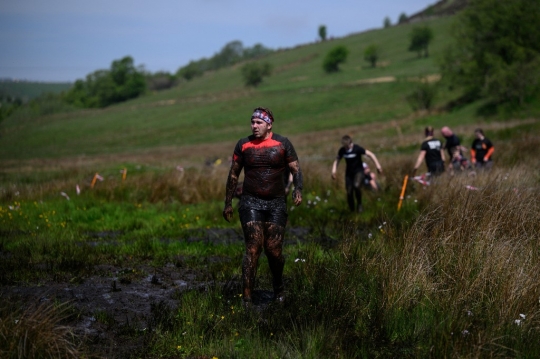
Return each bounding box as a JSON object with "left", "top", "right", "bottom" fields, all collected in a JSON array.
[
  {"left": 288, "top": 160, "right": 303, "bottom": 206},
  {"left": 223, "top": 160, "right": 243, "bottom": 222},
  {"left": 331, "top": 159, "right": 339, "bottom": 179},
  {"left": 413, "top": 150, "right": 426, "bottom": 174},
  {"left": 365, "top": 150, "right": 383, "bottom": 174}
]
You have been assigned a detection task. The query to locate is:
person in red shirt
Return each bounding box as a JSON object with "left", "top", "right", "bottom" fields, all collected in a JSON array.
[{"left": 223, "top": 107, "right": 302, "bottom": 307}]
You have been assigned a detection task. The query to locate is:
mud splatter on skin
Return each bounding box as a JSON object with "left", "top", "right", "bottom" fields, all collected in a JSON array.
[{"left": 241, "top": 221, "right": 285, "bottom": 301}]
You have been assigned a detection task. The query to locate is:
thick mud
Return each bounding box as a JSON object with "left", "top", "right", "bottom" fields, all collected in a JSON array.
[{"left": 1, "top": 227, "right": 312, "bottom": 358}]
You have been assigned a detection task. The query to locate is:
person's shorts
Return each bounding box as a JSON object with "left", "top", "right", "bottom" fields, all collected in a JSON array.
[{"left": 238, "top": 195, "right": 288, "bottom": 227}]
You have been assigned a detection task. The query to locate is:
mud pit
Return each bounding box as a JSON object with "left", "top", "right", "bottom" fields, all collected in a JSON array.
[{"left": 1, "top": 227, "right": 312, "bottom": 358}]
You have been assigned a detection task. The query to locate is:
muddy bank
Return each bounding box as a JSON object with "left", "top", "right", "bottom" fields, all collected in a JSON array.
[{"left": 1, "top": 226, "right": 314, "bottom": 358}]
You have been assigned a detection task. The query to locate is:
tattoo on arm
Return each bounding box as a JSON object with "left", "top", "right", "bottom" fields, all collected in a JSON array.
[{"left": 225, "top": 161, "right": 242, "bottom": 205}]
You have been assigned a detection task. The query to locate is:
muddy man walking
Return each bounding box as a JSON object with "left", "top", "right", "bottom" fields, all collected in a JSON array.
[{"left": 223, "top": 107, "right": 303, "bottom": 307}]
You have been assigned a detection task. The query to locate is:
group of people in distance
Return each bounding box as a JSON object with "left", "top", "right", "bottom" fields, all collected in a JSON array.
[
  {"left": 413, "top": 126, "right": 495, "bottom": 178},
  {"left": 222, "top": 106, "right": 494, "bottom": 308}
]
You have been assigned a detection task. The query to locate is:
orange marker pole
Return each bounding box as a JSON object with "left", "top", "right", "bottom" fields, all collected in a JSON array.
[
  {"left": 90, "top": 173, "right": 99, "bottom": 189},
  {"left": 397, "top": 175, "right": 409, "bottom": 211},
  {"left": 122, "top": 168, "right": 127, "bottom": 181}
]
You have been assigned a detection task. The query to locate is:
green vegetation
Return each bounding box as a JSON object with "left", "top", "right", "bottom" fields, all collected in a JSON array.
[
  {"left": 441, "top": 0, "right": 540, "bottom": 106},
  {"left": 64, "top": 56, "right": 147, "bottom": 108},
  {"left": 323, "top": 45, "right": 349, "bottom": 73},
  {"left": 318, "top": 25, "right": 327, "bottom": 41},
  {"left": 406, "top": 78, "right": 438, "bottom": 111},
  {"left": 2, "top": 4, "right": 540, "bottom": 357},
  {"left": 176, "top": 41, "right": 273, "bottom": 82},
  {"left": 408, "top": 25, "right": 434, "bottom": 58},
  {"left": 0, "top": 80, "right": 71, "bottom": 101},
  {"left": 363, "top": 43, "right": 380, "bottom": 68},
  {"left": 241, "top": 62, "right": 272, "bottom": 87}
]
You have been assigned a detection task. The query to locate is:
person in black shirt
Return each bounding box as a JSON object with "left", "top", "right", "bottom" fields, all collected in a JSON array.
[
  {"left": 331, "top": 135, "right": 383, "bottom": 213},
  {"left": 470, "top": 128, "right": 494, "bottom": 170},
  {"left": 223, "top": 107, "right": 303, "bottom": 307},
  {"left": 441, "top": 126, "right": 469, "bottom": 173},
  {"left": 413, "top": 126, "right": 446, "bottom": 176}
]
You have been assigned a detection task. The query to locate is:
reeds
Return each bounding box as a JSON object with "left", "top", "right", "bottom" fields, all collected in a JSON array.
[{"left": 0, "top": 300, "right": 84, "bottom": 359}]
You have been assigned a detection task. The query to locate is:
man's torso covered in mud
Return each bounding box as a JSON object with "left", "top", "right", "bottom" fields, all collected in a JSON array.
[{"left": 233, "top": 133, "right": 298, "bottom": 200}]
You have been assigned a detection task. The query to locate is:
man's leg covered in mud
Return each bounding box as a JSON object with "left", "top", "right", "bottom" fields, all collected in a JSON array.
[
  {"left": 263, "top": 222, "right": 286, "bottom": 298},
  {"left": 241, "top": 221, "right": 264, "bottom": 302}
]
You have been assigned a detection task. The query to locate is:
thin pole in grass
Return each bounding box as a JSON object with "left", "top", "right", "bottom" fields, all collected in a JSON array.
[
  {"left": 90, "top": 173, "right": 103, "bottom": 188},
  {"left": 398, "top": 174, "right": 409, "bottom": 211},
  {"left": 90, "top": 173, "right": 99, "bottom": 188},
  {"left": 121, "top": 168, "right": 127, "bottom": 181}
]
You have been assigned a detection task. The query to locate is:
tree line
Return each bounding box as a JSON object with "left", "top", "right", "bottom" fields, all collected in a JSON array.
[{"left": 3, "top": 0, "right": 538, "bottom": 120}]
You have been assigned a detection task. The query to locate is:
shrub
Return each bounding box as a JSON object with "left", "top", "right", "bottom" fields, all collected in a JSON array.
[
  {"left": 406, "top": 79, "right": 438, "bottom": 111},
  {"left": 364, "top": 44, "right": 380, "bottom": 68},
  {"left": 240, "top": 62, "right": 272, "bottom": 87},
  {"left": 323, "top": 45, "right": 349, "bottom": 73}
]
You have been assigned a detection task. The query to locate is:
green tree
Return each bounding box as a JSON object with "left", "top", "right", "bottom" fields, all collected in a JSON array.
[
  {"left": 318, "top": 25, "right": 327, "bottom": 41},
  {"left": 243, "top": 43, "right": 272, "bottom": 59},
  {"left": 440, "top": 0, "right": 540, "bottom": 105},
  {"left": 64, "top": 56, "right": 146, "bottom": 108},
  {"left": 398, "top": 13, "right": 408, "bottom": 24},
  {"left": 211, "top": 40, "right": 244, "bottom": 69},
  {"left": 177, "top": 61, "right": 204, "bottom": 81},
  {"left": 323, "top": 45, "right": 349, "bottom": 73},
  {"left": 408, "top": 26, "right": 434, "bottom": 58},
  {"left": 241, "top": 62, "right": 272, "bottom": 87},
  {"left": 406, "top": 78, "right": 438, "bottom": 111},
  {"left": 383, "top": 16, "right": 392, "bottom": 28},
  {"left": 364, "top": 44, "right": 380, "bottom": 68}
]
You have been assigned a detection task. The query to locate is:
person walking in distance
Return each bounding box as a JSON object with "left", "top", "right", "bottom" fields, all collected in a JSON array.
[
  {"left": 331, "top": 135, "right": 383, "bottom": 213},
  {"left": 471, "top": 128, "right": 494, "bottom": 170},
  {"left": 223, "top": 107, "right": 303, "bottom": 307},
  {"left": 413, "top": 126, "right": 446, "bottom": 177}
]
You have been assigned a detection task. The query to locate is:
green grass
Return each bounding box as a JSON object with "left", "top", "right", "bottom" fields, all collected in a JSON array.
[
  {"left": 1, "top": 11, "right": 540, "bottom": 359},
  {"left": 0, "top": 18, "right": 458, "bottom": 161}
]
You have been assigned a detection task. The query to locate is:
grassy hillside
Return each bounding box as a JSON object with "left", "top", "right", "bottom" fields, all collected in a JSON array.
[
  {"left": 2, "top": 10, "right": 540, "bottom": 358},
  {"left": 0, "top": 80, "right": 72, "bottom": 101},
  {"left": 1, "top": 18, "right": 458, "bottom": 164}
]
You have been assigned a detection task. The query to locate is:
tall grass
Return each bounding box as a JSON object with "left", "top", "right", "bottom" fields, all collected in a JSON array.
[
  {"left": 145, "top": 167, "right": 540, "bottom": 358},
  {"left": 0, "top": 300, "right": 85, "bottom": 358}
]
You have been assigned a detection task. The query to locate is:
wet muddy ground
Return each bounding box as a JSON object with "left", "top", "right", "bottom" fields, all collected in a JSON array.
[{"left": 1, "top": 227, "right": 313, "bottom": 358}]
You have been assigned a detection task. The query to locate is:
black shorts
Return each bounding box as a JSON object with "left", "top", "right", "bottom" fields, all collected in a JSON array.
[{"left": 238, "top": 195, "right": 288, "bottom": 227}]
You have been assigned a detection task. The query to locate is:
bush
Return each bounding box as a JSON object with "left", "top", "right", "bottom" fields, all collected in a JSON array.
[
  {"left": 64, "top": 56, "right": 146, "bottom": 108},
  {"left": 364, "top": 44, "right": 380, "bottom": 68},
  {"left": 240, "top": 62, "right": 272, "bottom": 87},
  {"left": 440, "top": 0, "right": 540, "bottom": 105},
  {"left": 406, "top": 79, "right": 438, "bottom": 111},
  {"left": 146, "top": 71, "right": 177, "bottom": 91},
  {"left": 323, "top": 45, "right": 349, "bottom": 73},
  {"left": 408, "top": 26, "right": 434, "bottom": 58}
]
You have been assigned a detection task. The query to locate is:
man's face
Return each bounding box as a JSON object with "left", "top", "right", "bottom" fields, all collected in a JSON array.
[
  {"left": 341, "top": 140, "right": 352, "bottom": 149},
  {"left": 251, "top": 118, "right": 271, "bottom": 138}
]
